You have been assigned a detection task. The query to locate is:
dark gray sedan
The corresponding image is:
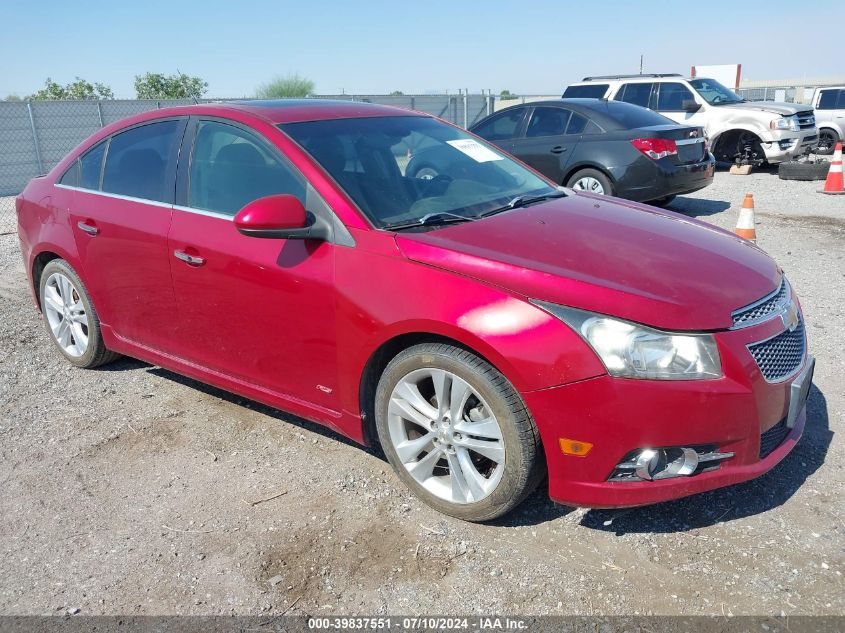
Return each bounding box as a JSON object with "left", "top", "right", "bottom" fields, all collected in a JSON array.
[{"left": 406, "top": 99, "right": 715, "bottom": 206}]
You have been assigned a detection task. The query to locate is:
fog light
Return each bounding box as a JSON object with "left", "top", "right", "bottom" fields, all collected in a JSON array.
[{"left": 608, "top": 445, "right": 734, "bottom": 482}]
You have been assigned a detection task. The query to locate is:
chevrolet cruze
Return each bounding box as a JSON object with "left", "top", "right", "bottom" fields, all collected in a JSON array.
[{"left": 16, "top": 100, "right": 814, "bottom": 521}]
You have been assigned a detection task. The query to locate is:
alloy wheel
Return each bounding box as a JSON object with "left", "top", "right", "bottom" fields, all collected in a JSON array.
[
  {"left": 387, "top": 368, "right": 505, "bottom": 504},
  {"left": 572, "top": 176, "right": 605, "bottom": 194},
  {"left": 43, "top": 272, "right": 89, "bottom": 357}
]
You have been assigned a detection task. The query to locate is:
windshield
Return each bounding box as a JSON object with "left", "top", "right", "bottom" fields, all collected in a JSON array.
[
  {"left": 280, "top": 116, "right": 556, "bottom": 229},
  {"left": 689, "top": 78, "right": 744, "bottom": 105}
]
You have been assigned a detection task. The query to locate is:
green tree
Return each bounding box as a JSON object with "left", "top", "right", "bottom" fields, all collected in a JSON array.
[
  {"left": 255, "top": 73, "right": 315, "bottom": 98},
  {"left": 5, "top": 94, "right": 22, "bottom": 102},
  {"left": 29, "top": 77, "right": 114, "bottom": 100},
  {"left": 134, "top": 72, "right": 208, "bottom": 100},
  {"left": 389, "top": 90, "right": 404, "bottom": 96},
  {"left": 499, "top": 89, "right": 517, "bottom": 101}
]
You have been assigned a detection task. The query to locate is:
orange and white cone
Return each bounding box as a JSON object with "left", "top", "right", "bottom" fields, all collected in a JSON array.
[
  {"left": 735, "top": 193, "right": 757, "bottom": 242},
  {"left": 821, "top": 142, "right": 845, "bottom": 195}
]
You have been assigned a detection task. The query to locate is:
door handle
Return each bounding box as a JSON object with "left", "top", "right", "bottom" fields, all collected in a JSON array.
[
  {"left": 173, "top": 250, "right": 205, "bottom": 266},
  {"left": 550, "top": 146, "right": 567, "bottom": 154},
  {"left": 77, "top": 221, "right": 99, "bottom": 236}
]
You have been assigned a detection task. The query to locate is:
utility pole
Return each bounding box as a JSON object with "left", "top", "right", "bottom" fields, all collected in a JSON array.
[{"left": 639, "top": 54, "right": 644, "bottom": 75}]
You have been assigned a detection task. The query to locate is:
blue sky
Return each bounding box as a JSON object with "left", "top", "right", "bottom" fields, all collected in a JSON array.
[{"left": 1, "top": 0, "right": 841, "bottom": 99}]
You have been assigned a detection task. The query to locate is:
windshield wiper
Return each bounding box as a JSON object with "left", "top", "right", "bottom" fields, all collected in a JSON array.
[
  {"left": 476, "top": 190, "right": 567, "bottom": 219},
  {"left": 382, "top": 212, "right": 474, "bottom": 231}
]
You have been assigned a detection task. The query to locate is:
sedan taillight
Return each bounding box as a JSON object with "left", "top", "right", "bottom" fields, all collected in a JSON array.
[{"left": 631, "top": 138, "right": 678, "bottom": 160}]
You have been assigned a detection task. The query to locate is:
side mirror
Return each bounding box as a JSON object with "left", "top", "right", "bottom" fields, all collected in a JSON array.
[
  {"left": 682, "top": 99, "right": 702, "bottom": 113},
  {"left": 234, "top": 194, "right": 330, "bottom": 241}
]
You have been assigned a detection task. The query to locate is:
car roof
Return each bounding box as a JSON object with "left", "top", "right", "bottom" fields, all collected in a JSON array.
[
  {"left": 488, "top": 98, "right": 630, "bottom": 130},
  {"left": 218, "top": 99, "right": 424, "bottom": 124},
  {"left": 572, "top": 76, "right": 694, "bottom": 85}
]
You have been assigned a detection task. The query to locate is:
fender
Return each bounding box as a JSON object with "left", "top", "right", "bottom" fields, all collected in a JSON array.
[{"left": 334, "top": 244, "right": 607, "bottom": 421}]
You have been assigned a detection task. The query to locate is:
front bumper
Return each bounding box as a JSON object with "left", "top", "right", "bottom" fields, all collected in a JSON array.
[
  {"left": 524, "top": 315, "right": 811, "bottom": 508},
  {"left": 761, "top": 128, "right": 819, "bottom": 162}
]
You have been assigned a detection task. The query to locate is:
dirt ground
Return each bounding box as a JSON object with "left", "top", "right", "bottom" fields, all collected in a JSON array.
[{"left": 0, "top": 167, "right": 843, "bottom": 617}]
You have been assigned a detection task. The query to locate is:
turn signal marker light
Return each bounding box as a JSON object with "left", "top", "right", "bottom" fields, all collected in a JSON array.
[{"left": 559, "top": 437, "right": 593, "bottom": 457}]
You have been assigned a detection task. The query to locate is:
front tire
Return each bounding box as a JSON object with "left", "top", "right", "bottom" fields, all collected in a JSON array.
[
  {"left": 566, "top": 168, "right": 614, "bottom": 196},
  {"left": 375, "top": 343, "right": 544, "bottom": 522},
  {"left": 39, "top": 259, "right": 120, "bottom": 369}
]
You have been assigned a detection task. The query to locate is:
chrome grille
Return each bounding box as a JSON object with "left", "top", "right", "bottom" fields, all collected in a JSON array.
[
  {"left": 747, "top": 317, "right": 806, "bottom": 382},
  {"left": 759, "top": 418, "right": 789, "bottom": 459},
  {"left": 797, "top": 113, "right": 815, "bottom": 130},
  {"left": 732, "top": 279, "right": 789, "bottom": 328}
]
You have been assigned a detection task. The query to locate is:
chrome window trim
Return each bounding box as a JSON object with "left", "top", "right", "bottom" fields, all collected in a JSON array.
[
  {"left": 54, "top": 184, "right": 235, "bottom": 220},
  {"left": 172, "top": 204, "right": 233, "bottom": 221},
  {"left": 54, "top": 184, "right": 172, "bottom": 210},
  {"left": 729, "top": 278, "right": 791, "bottom": 330}
]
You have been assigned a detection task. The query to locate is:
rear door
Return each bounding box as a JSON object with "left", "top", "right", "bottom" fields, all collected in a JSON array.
[
  {"left": 613, "top": 82, "right": 655, "bottom": 109},
  {"left": 65, "top": 118, "right": 185, "bottom": 349},
  {"left": 166, "top": 117, "right": 341, "bottom": 409},
  {"left": 510, "top": 106, "right": 580, "bottom": 183}
]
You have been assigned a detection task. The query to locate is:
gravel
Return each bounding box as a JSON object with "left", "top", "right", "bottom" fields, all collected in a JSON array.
[{"left": 0, "top": 167, "right": 843, "bottom": 616}]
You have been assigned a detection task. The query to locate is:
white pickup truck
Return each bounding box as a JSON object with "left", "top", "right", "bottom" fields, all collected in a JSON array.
[
  {"left": 811, "top": 86, "right": 845, "bottom": 154},
  {"left": 563, "top": 74, "right": 818, "bottom": 165}
]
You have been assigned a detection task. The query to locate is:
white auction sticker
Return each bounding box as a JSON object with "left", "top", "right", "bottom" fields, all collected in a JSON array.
[{"left": 446, "top": 139, "right": 504, "bottom": 163}]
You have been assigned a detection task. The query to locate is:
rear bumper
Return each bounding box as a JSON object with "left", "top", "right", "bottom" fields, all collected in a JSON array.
[
  {"left": 524, "top": 317, "right": 811, "bottom": 508},
  {"left": 613, "top": 154, "right": 715, "bottom": 203}
]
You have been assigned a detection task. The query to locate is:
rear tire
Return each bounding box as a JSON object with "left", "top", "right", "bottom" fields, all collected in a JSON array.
[
  {"left": 816, "top": 129, "right": 839, "bottom": 155},
  {"left": 566, "top": 168, "right": 614, "bottom": 196},
  {"left": 375, "top": 343, "right": 544, "bottom": 522},
  {"left": 778, "top": 160, "right": 830, "bottom": 181},
  {"left": 39, "top": 259, "right": 120, "bottom": 369}
]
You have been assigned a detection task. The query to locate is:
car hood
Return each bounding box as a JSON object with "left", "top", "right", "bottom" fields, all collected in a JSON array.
[
  {"left": 395, "top": 193, "right": 781, "bottom": 331},
  {"left": 724, "top": 101, "right": 812, "bottom": 116}
]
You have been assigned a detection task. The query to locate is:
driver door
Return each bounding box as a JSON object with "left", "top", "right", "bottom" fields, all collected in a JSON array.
[{"left": 167, "top": 117, "right": 341, "bottom": 410}]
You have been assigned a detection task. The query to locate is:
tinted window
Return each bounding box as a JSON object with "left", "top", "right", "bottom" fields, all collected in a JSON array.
[
  {"left": 190, "top": 120, "right": 305, "bottom": 216},
  {"left": 656, "top": 82, "right": 695, "bottom": 111},
  {"left": 838, "top": 90, "right": 845, "bottom": 109},
  {"left": 79, "top": 142, "right": 106, "bottom": 190},
  {"left": 59, "top": 161, "right": 79, "bottom": 187},
  {"left": 526, "top": 107, "right": 570, "bottom": 137},
  {"left": 102, "top": 121, "right": 180, "bottom": 202},
  {"left": 615, "top": 83, "right": 654, "bottom": 108},
  {"left": 817, "top": 90, "right": 836, "bottom": 110},
  {"left": 601, "top": 100, "right": 676, "bottom": 128},
  {"left": 565, "top": 113, "right": 601, "bottom": 134},
  {"left": 472, "top": 109, "right": 524, "bottom": 141},
  {"left": 562, "top": 84, "right": 609, "bottom": 98}
]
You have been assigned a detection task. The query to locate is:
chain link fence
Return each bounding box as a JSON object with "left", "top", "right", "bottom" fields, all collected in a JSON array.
[{"left": 0, "top": 94, "right": 494, "bottom": 234}]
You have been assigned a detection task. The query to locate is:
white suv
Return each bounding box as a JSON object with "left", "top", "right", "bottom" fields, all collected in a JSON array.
[
  {"left": 563, "top": 74, "right": 818, "bottom": 164},
  {"left": 811, "top": 86, "right": 844, "bottom": 154}
]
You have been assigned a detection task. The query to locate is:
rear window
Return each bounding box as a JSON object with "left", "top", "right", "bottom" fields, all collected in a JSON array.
[
  {"left": 615, "top": 82, "right": 654, "bottom": 108},
  {"left": 102, "top": 120, "right": 180, "bottom": 203},
  {"left": 79, "top": 142, "right": 107, "bottom": 190},
  {"left": 601, "top": 100, "right": 675, "bottom": 128},
  {"left": 562, "top": 84, "right": 608, "bottom": 99}
]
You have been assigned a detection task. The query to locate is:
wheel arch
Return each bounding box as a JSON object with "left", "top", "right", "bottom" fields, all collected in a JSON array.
[
  {"left": 30, "top": 246, "right": 77, "bottom": 311},
  {"left": 357, "top": 331, "right": 520, "bottom": 451},
  {"left": 562, "top": 162, "right": 616, "bottom": 187}
]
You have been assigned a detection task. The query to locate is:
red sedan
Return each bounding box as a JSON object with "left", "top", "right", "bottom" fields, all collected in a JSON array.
[{"left": 15, "top": 100, "right": 813, "bottom": 521}]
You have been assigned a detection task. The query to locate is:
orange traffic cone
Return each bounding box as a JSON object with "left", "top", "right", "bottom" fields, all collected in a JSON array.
[
  {"left": 821, "top": 142, "right": 845, "bottom": 195},
  {"left": 735, "top": 193, "right": 757, "bottom": 242}
]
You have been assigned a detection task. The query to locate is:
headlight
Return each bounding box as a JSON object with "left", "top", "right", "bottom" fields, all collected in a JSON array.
[
  {"left": 532, "top": 301, "right": 723, "bottom": 380},
  {"left": 770, "top": 116, "right": 799, "bottom": 132}
]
